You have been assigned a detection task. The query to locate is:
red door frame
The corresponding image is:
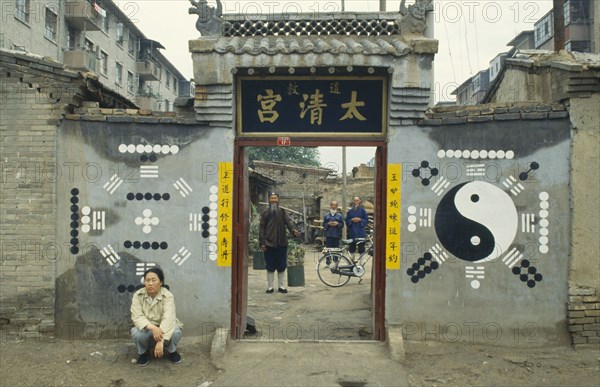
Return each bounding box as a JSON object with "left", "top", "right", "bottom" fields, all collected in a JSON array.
[{"left": 231, "top": 137, "right": 387, "bottom": 341}]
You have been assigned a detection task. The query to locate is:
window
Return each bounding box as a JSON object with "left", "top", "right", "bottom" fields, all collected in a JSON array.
[
  {"left": 128, "top": 33, "right": 136, "bottom": 56},
  {"left": 173, "top": 77, "right": 177, "bottom": 94},
  {"left": 15, "top": 0, "right": 30, "bottom": 23},
  {"left": 100, "top": 50, "right": 108, "bottom": 75},
  {"left": 155, "top": 63, "right": 162, "bottom": 80},
  {"left": 101, "top": 13, "right": 109, "bottom": 33},
  {"left": 67, "top": 27, "right": 80, "bottom": 49},
  {"left": 116, "top": 23, "right": 124, "bottom": 46},
  {"left": 116, "top": 62, "right": 123, "bottom": 85},
  {"left": 165, "top": 99, "right": 170, "bottom": 111},
  {"left": 44, "top": 7, "right": 58, "bottom": 41},
  {"left": 565, "top": 0, "right": 591, "bottom": 24},
  {"left": 127, "top": 71, "right": 134, "bottom": 93},
  {"left": 166, "top": 72, "right": 171, "bottom": 89},
  {"left": 566, "top": 40, "right": 591, "bottom": 53},
  {"left": 534, "top": 13, "right": 554, "bottom": 48},
  {"left": 84, "top": 38, "right": 94, "bottom": 52}
]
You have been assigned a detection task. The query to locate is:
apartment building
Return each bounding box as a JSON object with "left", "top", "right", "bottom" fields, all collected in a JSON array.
[
  {"left": 2, "top": 0, "right": 192, "bottom": 110},
  {"left": 533, "top": 0, "right": 597, "bottom": 53},
  {"left": 451, "top": 0, "right": 598, "bottom": 106},
  {"left": 451, "top": 69, "right": 490, "bottom": 106}
]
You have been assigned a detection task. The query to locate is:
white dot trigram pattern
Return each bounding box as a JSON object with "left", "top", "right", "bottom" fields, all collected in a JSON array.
[
  {"left": 430, "top": 243, "right": 449, "bottom": 264},
  {"left": 103, "top": 174, "right": 124, "bottom": 195},
  {"left": 407, "top": 206, "right": 432, "bottom": 232},
  {"left": 171, "top": 246, "right": 191, "bottom": 266},
  {"left": 101, "top": 245, "right": 120, "bottom": 266},
  {"left": 521, "top": 213, "right": 536, "bottom": 233},
  {"left": 173, "top": 178, "right": 193, "bottom": 198},
  {"left": 538, "top": 192, "right": 550, "bottom": 254},
  {"left": 502, "top": 175, "right": 525, "bottom": 196},
  {"left": 465, "top": 266, "right": 485, "bottom": 289},
  {"left": 81, "top": 206, "right": 105, "bottom": 233},
  {"left": 140, "top": 165, "right": 159, "bottom": 178},
  {"left": 431, "top": 176, "right": 450, "bottom": 196},
  {"left": 466, "top": 164, "right": 486, "bottom": 177},
  {"left": 437, "top": 149, "right": 515, "bottom": 160},
  {"left": 118, "top": 143, "right": 180, "bottom": 155},
  {"left": 136, "top": 262, "right": 156, "bottom": 282},
  {"left": 502, "top": 247, "right": 523, "bottom": 268}
]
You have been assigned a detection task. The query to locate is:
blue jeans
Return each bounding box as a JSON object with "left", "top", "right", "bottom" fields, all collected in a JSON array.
[{"left": 131, "top": 326, "right": 182, "bottom": 355}]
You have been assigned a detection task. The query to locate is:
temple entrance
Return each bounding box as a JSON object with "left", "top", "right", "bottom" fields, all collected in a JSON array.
[{"left": 231, "top": 141, "right": 387, "bottom": 341}]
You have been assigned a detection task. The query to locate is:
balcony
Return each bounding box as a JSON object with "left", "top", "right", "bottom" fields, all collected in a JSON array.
[
  {"left": 65, "top": 0, "right": 100, "bottom": 31},
  {"left": 63, "top": 49, "right": 96, "bottom": 72},
  {"left": 136, "top": 61, "right": 160, "bottom": 81}
]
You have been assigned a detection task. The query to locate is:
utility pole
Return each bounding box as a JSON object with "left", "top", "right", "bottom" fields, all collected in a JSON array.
[{"left": 553, "top": 0, "right": 565, "bottom": 51}]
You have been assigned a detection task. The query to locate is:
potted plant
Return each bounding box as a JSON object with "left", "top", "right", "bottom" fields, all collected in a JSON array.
[
  {"left": 249, "top": 204, "right": 266, "bottom": 270},
  {"left": 287, "top": 237, "right": 305, "bottom": 287}
]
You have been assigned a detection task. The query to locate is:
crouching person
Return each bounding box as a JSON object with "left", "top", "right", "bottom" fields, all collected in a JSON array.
[{"left": 131, "top": 267, "right": 183, "bottom": 366}]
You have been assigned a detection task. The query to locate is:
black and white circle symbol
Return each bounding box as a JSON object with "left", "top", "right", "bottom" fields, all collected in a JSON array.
[{"left": 434, "top": 181, "right": 518, "bottom": 263}]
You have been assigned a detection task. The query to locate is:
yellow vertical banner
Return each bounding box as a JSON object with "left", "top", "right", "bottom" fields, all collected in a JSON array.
[
  {"left": 386, "top": 164, "right": 402, "bottom": 270},
  {"left": 217, "top": 162, "right": 233, "bottom": 267}
]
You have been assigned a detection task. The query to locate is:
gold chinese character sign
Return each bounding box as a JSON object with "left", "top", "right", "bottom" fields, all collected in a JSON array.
[{"left": 237, "top": 76, "right": 387, "bottom": 137}]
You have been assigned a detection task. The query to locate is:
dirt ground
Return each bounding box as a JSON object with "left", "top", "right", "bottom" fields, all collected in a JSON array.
[
  {"left": 1, "top": 245, "right": 599, "bottom": 386},
  {"left": 244, "top": 245, "right": 374, "bottom": 341},
  {"left": 1, "top": 334, "right": 598, "bottom": 386}
]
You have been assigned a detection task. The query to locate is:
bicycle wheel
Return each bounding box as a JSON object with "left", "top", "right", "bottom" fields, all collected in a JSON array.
[{"left": 317, "top": 254, "right": 352, "bottom": 287}]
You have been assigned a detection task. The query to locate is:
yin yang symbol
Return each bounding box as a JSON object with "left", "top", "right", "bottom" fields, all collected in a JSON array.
[{"left": 434, "top": 181, "right": 518, "bottom": 262}]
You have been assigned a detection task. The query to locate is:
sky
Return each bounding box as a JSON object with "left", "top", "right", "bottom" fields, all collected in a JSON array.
[{"left": 123, "top": 0, "right": 554, "bottom": 167}]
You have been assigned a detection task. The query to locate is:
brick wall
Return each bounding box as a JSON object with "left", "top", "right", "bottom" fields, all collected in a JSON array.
[
  {"left": 568, "top": 286, "right": 600, "bottom": 347},
  {"left": 0, "top": 50, "right": 81, "bottom": 339}
]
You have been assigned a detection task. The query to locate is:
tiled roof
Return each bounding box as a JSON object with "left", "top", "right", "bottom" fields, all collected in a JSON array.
[{"left": 212, "top": 36, "right": 412, "bottom": 56}]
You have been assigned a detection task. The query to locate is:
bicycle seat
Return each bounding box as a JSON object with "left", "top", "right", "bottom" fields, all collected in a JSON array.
[
  {"left": 341, "top": 239, "right": 353, "bottom": 244},
  {"left": 354, "top": 238, "right": 366, "bottom": 242},
  {"left": 323, "top": 247, "right": 343, "bottom": 253}
]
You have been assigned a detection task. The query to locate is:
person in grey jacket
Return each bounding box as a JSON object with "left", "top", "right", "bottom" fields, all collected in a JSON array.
[{"left": 259, "top": 192, "right": 300, "bottom": 294}]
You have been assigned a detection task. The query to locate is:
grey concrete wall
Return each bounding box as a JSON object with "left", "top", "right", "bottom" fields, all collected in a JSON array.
[
  {"left": 567, "top": 95, "right": 600, "bottom": 347},
  {"left": 387, "top": 115, "right": 572, "bottom": 346},
  {"left": 55, "top": 119, "right": 234, "bottom": 338},
  {"left": 569, "top": 95, "right": 600, "bottom": 289}
]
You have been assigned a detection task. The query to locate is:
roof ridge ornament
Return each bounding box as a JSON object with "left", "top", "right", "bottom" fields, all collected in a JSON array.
[
  {"left": 398, "top": 0, "right": 433, "bottom": 36},
  {"left": 189, "top": 0, "right": 223, "bottom": 36}
]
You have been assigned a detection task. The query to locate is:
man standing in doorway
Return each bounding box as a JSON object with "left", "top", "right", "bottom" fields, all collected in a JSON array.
[
  {"left": 323, "top": 201, "right": 344, "bottom": 248},
  {"left": 259, "top": 192, "right": 300, "bottom": 294},
  {"left": 345, "top": 196, "right": 369, "bottom": 260}
]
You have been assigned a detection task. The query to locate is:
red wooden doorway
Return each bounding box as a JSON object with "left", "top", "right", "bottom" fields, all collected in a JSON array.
[{"left": 231, "top": 138, "right": 387, "bottom": 341}]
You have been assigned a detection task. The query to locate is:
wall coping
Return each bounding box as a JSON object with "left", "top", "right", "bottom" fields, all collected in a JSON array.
[
  {"left": 419, "top": 102, "right": 568, "bottom": 126},
  {"left": 63, "top": 100, "right": 198, "bottom": 124}
]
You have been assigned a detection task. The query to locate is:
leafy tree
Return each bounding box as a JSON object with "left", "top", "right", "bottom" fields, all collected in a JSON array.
[{"left": 247, "top": 147, "right": 320, "bottom": 167}]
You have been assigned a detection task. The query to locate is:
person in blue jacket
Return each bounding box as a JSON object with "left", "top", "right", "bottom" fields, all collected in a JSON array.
[
  {"left": 345, "top": 196, "right": 369, "bottom": 259},
  {"left": 323, "top": 200, "right": 344, "bottom": 248}
]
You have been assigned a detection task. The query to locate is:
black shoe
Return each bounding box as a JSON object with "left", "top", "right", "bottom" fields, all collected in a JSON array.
[
  {"left": 278, "top": 288, "right": 288, "bottom": 293},
  {"left": 266, "top": 288, "right": 274, "bottom": 293},
  {"left": 169, "top": 351, "right": 182, "bottom": 364},
  {"left": 137, "top": 352, "right": 150, "bottom": 367}
]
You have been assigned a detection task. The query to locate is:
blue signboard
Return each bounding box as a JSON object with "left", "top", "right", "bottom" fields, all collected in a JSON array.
[{"left": 237, "top": 76, "right": 387, "bottom": 136}]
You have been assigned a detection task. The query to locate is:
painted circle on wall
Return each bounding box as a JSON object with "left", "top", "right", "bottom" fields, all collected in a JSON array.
[{"left": 434, "top": 181, "right": 518, "bottom": 262}]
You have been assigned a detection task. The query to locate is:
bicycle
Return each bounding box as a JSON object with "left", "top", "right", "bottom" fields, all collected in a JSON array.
[{"left": 316, "top": 233, "right": 374, "bottom": 287}]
